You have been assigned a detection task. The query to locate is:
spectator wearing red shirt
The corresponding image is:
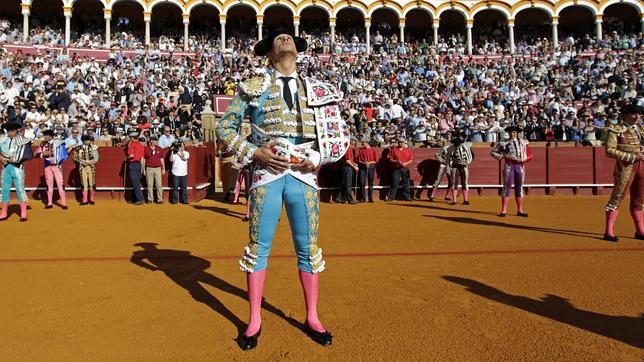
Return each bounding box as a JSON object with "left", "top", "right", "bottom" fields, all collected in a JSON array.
[
  {"left": 357, "top": 137, "right": 378, "bottom": 203},
  {"left": 386, "top": 138, "right": 414, "bottom": 201},
  {"left": 126, "top": 130, "right": 146, "bottom": 205},
  {"left": 142, "top": 135, "right": 166, "bottom": 204},
  {"left": 334, "top": 139, "right": 359, "bottom": 204}
]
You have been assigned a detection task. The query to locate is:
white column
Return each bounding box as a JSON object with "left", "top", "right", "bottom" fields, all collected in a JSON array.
[
  {"left": 433, "top": 23, "right": 439, "bottom": 46},
  {"left": 104, "top": 13, "right": 111, "bottom": 48},
  {"left": 466, "top": 24, "right": 472, "bottom": 55},
  {"left": 641, "top": 18, "right": 644, "bottom": 34},
  {"left": 294, "top": 16, "right": 300, "bottom": 36},
  {"left": 257, "top": 15, "right": 264, "bottom": 41},
  {"left": 220, "top": 16, "right": 226, "bottom": 52},
  {"left": 144, "top": 12, "right": 151, "bottom": 46},
  {"left": 21, "top": 9, "right": 29, "bottom": 43},
  {"left": 400, "top": 24, "right": 405, "bottom": 44},
  {"left": 183, "top": 20, "right": 189, "bottom": 50},
  {"left": 552, "top": 19, "right": 559, "bottom": 49},
  {"left": 365, "top": 22, "right": 371, "bottom": 54},
  {"left": 595, "top": 16, "right": 603, "bottom": 41},
  {"left": 508, "top": 24, "right": 515, "bottom": 54},
  {"left": 64, "top": 6, "right": 72, "bottom": 46}
]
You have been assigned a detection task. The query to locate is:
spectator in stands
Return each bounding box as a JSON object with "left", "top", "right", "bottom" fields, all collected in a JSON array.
[{"left": 158, "top": 126, "right": 175, "bottom": 149}]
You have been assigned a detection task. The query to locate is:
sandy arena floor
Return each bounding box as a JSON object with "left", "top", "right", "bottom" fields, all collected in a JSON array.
[{"left": 1, "top": 195, "right": 643, "bottom": 361}]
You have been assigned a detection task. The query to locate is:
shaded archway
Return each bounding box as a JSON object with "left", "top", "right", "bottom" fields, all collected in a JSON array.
[
  {"left": 151, "top": 2, "right": 182, "bottom": 42},
  {"left": 111, "top": 0, "right": 144, "bottom": 42},
  {"left": 405, "top": 8, "right": 433, "bottom": 43},
  {"left": 225, "top": 4, "right": 257, "bottom": 42},
  {"left": 31, "top": 0, "right": 64, "bottom": 31},
  {"left": 300, "top": 6, "right": 329, "bottom": 39},
  {"left": 0, "top": 0, "right": 21, "bottom": 24},
  {"left": 515, "top": 8, "right": 551, "bottom": 45},
  {"left": 438, "top": 9, "right": 466, "bottom": 44},
  {"left": 263, "top": 5, "right": 293, "bottom": 34},
  {"left": 558, "top": 6, "right": 594, "bottom": 39},
  {"left": 472, "top": 9, "right": 508, "bottom": 53},
  {"left": 371, "top": 7, "right": 399, "bottom": 50},
  {"left": 71, "top": 0, "right": 105, "bottom": 42},
  {"left": 189, "top": 4, "right": 220, "bottom": 40},
  {"left": 603, "top": 3, "right": 640, "bottom": 35},
  {"left": 336, "top": 7, "right": 365, "bottom": 43}
]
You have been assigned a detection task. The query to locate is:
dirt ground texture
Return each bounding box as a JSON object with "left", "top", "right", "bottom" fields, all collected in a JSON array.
[{"left": 1, "top": 195, "right": 643, "bottom": 361}]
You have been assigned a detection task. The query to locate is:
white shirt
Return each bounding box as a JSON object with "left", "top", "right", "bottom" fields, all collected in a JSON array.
[
  {"left": 275, "top": 70, "right": 298, "bottom": 106},
  {"left": 171, "top": 151, "right": 190, "bottom": 177}
]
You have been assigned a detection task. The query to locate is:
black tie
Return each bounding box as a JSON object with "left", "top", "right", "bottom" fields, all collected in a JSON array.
[{"left": 281, "top": 77, "right": 294, "bottom": 110}]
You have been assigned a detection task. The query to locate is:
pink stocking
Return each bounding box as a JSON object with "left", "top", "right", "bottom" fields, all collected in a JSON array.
[
  {"left": 90, "top": 190, "right": 96, "bottom": 203},
  {"left": 45, "top": 168, "right": 54, "bottom": 206},
  {"left": 605, "top": 210, "right": 619, "bottom": 237},
  {"left": 516, "top": 197, "right": 525, "bottom": 213},
  {"left": 501, "top": 196, "right": 509, "bottom": 214},
  {"left": 630, "top": 209, "right": 644, "bottom": 235},
  {"left": 82, "top": 190, "right": 88, "bottom": 204},
  {"left": 245, "top": 269, "right": 266, "bottom": 337},
  {"left": 299, "top": 270, "right": 326, "bottom": 333},
  {"left": 19, "top": 202, "right": 27, "bottom": 219},
  {"left": 0, "top": 203, "right": 8, "bottom": 219},
  {"left": 463, "top": 189, "right": 469, "bottom": 202},
  {"left": 55, "top": 169, "right": 66, "bottom": 206}
]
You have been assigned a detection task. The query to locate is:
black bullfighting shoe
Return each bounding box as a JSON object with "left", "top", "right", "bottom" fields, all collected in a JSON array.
[
  {"left": 303, "top": 320, "right": 333, "bottom": 346},
  {"left": 238, "top": 328, "right": 261, "bottom": 351}
]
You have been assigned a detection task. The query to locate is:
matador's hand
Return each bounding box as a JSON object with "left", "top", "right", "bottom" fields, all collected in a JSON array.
[
  {"left": 253, "top": 142, "right": 290, "bottom": 172},
  {"left": 291, "top": 159, "right": 315, "bottom": 173}
]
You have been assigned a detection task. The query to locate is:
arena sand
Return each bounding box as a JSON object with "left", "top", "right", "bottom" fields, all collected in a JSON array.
[{"left": 1, "top": 196, "right": 643, "bottom": 361}]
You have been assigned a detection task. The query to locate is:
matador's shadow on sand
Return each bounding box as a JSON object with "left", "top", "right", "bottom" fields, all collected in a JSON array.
[
  {"left": 442, "top": 276, "right": 644, "bottom": 348},
  {"left": 426, "top": 215, "right": 603, "bottom": 240},
  {"left": 130, "top": 243, "right": 304, "bottom": 336}
]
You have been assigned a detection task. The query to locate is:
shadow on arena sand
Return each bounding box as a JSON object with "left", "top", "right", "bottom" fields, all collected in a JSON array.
[
  {"left": 129, "top": 243, "right": 305, "bottom": 343},
  {"left": 191, "top": 204, "right": 247, "bottom": 220},
  {"left": 443, "top": 276, "right": 644, "bottom": 349},
  {"left": 424, "top": 214, "right": 603, "bottom": 240}
]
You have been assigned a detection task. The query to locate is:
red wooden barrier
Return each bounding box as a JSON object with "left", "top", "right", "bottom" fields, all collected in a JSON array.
[
  {"left": 1, "top": 144, "right": 215, "bottom": 203},
  {"left": 315, "top": 146, "right": 617, "bottom": 198},
  {"left": 3, "top": 145, "right": 620, "bottom": 203}
]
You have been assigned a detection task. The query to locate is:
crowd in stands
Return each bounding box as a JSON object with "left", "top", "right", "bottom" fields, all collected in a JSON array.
[{"left": 0, "top": 17, "right": 642, "bottom": 148}]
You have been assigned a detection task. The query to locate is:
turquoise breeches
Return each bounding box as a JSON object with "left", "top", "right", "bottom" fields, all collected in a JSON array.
[{"left": 239, "top": 174, "right": 325, "bottom": 273}]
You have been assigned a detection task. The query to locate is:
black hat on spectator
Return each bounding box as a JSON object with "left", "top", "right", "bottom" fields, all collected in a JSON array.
[
  {"left": 621, "top": 100, "right": 644, "bottom": 115},
  {"left": 2, "top": 122, "right": 22, "bottom": 131},
  {"left": 505, "top": 126, "right": 523, "bottom": 133},
  {"left": 254, "top": 27, "right": 307, "bottom": 56},
  {"left": 81, "top": 135, "right": 93, "bottom": 142},
  {"left": 149, "top": 135, "right": 158, "bottom": 141},
  {"left": 42, "top": 130, "right": 55, "bottom": 137}
]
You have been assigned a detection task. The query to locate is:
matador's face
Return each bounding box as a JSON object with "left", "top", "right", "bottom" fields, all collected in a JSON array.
[{"left": 269, "top": 34, "right": 297, "bottom": 61}]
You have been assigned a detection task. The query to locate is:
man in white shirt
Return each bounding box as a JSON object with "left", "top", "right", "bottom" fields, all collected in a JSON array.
[{"left": 170, "top": 142, "right": 189, "bottom": 204}]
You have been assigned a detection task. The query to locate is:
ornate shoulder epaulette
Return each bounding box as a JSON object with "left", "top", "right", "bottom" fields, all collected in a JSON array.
[
  {"left": 607, "top": 123, "right": 627, "bottom": 134},
  {"left": 239, "top": 73, "right": 271, "bottom": 98},
  {"left": 306, "top": 78, "right": 343, "bottom": 106}
]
